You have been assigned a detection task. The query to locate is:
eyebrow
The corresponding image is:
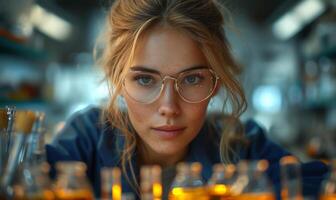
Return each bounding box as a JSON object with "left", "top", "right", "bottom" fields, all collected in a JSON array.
[{"left": 129, "top": 65, "right": 208, "bottom": 74}]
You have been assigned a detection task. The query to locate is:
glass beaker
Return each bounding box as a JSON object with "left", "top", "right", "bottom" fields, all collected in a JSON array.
[{"left": 13, "top": 162, "right": 55, "bottom": 200}]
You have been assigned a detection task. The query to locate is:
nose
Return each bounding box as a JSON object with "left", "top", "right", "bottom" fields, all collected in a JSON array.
[{"left": 157, "top": 79, "right": 181, "bottom": 117}]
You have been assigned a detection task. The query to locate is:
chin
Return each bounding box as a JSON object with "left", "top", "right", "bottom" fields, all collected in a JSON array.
[{"left": 151, "top": 143, "right": 186, "bottom": 156}]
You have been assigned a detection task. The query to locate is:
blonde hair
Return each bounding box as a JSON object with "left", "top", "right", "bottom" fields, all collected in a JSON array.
[{"left": 96, "top": 0, "right": 247, "bottom": 193}]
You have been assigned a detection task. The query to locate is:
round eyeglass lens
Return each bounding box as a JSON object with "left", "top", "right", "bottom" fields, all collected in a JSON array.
[
  {"left": 124, "top": 71, "right": 162, "bottom": 103},
  {"left": 177, "top": 69, "right": 217, "bottom": 102}
]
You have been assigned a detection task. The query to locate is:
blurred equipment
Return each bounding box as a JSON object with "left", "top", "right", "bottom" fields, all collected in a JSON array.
[
  {"left": 231, "top": 160, "right": 276, "bottom": 200},
  {"left": 53, "top": 161, "right": 94, "bottom": 200},
  {"left": 280, "top": 156, "right": 303, "bottom": 200},
  {"left": 12, "top": 162, "right": 55, "bottom": 200}
]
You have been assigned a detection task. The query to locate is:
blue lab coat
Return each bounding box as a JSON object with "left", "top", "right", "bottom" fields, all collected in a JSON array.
[{"left": 46, "top": 106, "right": 329, "bottom": 200}]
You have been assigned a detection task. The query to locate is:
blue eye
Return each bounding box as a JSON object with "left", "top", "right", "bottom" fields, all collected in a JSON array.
[
  {"left": 183, "top": 75, "right": 202, "bottom": 85},
  {"left": 134, "top": 75, "right": 155, "bottom": 86}
]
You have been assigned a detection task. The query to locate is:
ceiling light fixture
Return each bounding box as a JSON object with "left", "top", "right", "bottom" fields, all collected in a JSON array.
[
  {"left": 272, "top": 0, "right": 326, "bottom": 40},
  {"left": 30, "top": 4, "right": 73, "bottom": 41}
]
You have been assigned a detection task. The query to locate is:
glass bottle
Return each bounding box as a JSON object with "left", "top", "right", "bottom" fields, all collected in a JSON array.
[
  {"left": 280, "top": 156, "right": 303, "bottom": 200},
  {"left": 6, "top": 111, "right": 49, "bottom": 200},
  {"left": 140, "top": 165, "right": 162, "bottom": 200},
  {"left": 169, "top": 162, "right": 208, "bottom": 200},
  {"left": 231, "top": 160, "right": 276, "bottom": 200},
  {"left": 207, "top": 164, "right": 236, "bottom": 200},
  {"left": 54, "top": 161, "right": 94, "bottom": 200},
  {"left": 101, "top": 167, "right": 122, "bottom": 200},
  {"left": 12, "top": 162, "right": 55, "bottom": 200},
  {"left": 1, "top": 110, "right": 36, "bottom": 198},
  {"left": 24, "top": 112, "right": 47, "bottom": 165},
  {"left": 11, "top": 112, "right": 52, "bottom": 200},
  {"left": 320, "top": 160, "right": 336, "bottom": 200}
]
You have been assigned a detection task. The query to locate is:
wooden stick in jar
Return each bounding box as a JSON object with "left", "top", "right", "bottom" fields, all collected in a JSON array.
[
  {"left": 13, "top": 110, "right": 36, "bottom": 134},
  {"left": 0, "top": 109, "right": 7, "bottom": 130}
]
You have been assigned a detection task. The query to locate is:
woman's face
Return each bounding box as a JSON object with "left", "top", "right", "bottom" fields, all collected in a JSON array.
[{"left": 123, "top": 25, "right": 213, "bottom": 164}]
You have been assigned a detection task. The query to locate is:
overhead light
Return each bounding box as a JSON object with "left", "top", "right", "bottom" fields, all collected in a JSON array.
[
  {"left": 30, "top": 4, "right": 73, "bottom": 41},
  {"left": 272, "top": 0, "right": 326, "bottom": 40},
  {"left": 252, "top": 85, "right": 282, "bottom": 113}
]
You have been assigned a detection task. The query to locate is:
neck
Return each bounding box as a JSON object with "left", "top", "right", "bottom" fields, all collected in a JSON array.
[{"left": 138, "top": 143, "right": 187, "bottom": 168}]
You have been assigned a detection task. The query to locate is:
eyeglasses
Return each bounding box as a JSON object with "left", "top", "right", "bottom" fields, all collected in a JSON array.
[{"left": 123, "top": 68, "right": 219, "bottom": 104}]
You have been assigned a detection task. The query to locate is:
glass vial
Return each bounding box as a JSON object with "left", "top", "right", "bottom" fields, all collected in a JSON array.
[
  {"left": 141, "top": 165, "right": 162, "bottom": 200},
  {"left": 54, "top": 161, "right": 94, "bottom": 200},
  {"left": 101, "top": 167, "right": 122, "bottom": 200},
  {"left": 169, "top": 162, "right": 208, "bottom": 200}
]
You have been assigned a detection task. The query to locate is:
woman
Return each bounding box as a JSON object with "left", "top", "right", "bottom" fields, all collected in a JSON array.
[{"left": 46, "top": 0, "right": 329, "bottom": 199}]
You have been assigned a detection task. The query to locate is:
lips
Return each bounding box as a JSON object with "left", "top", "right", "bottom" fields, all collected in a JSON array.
[
  {"left": 151, "top": 125, "right": 186, "bottom": 139},
  {"left": 153, "top": 125, "right": 185, "bottom": 131}
]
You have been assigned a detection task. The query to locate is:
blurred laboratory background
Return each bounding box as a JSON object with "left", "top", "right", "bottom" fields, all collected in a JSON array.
[{"left": 0, "top": 0, "right": 335, "bottom": 160}]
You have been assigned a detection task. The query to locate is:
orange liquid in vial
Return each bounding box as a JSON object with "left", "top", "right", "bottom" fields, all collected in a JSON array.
[
  {"left": 101, "top": 184, "right": 122, "bottom": 200},
  {"left": 320, "top": 195, "right": 336, "bottom": 200},
  {"left": 281, "top": 189, "right": 304, "bottom": 200},
  {"left": 169, "top": 187, "right": 209, "bottom": 200},
  {"left": 55, "top": 189, "right": 94, "bottom": 200},
  {"left": 235, "top": 192, "right": 276, "bottom": 200},
  {"left": 208, "top": 184, "right": 233, "bottom": 200},
  {"left": 208, "top": 194, "right": 234, "bottom": 200},
  {"left": 28, "top": 191, "right": 56, "bottom": 200}
]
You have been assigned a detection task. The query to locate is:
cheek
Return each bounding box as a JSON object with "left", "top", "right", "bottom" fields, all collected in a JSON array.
[
  {"left": 183, "top": 101, "right": 209, "bottom": 122},
  {"left": 124, "top": 97, "right": 151, "bottom": 125}
]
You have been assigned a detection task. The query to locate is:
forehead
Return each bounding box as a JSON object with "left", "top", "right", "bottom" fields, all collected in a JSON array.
[{"left": 131, "top": 25, "right": 208, "bottom": 74}]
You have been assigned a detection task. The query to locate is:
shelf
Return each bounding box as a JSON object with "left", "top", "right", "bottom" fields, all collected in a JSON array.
[
  {"left": 0, "top": 99, "right": 47, "bottom": 105},
  {"left": 0, "top": 37, "right": 49, "bottom": 61}
]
